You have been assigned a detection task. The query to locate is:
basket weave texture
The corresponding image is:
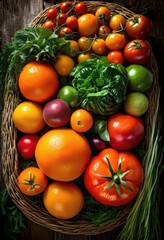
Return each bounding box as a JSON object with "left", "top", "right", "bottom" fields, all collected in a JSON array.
[{"left": 1, "top": 1, "right": 159, "bottom": 236}]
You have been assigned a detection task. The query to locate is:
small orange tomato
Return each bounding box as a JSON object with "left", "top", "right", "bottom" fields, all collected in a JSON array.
[
  {"left": 107, "top": 50, "right": 124, "bottom": 64},
  {"left": 105, "top": 32, "right": 126, "bottom": 50},
  {"left": 69, "top": 40, "right": 80, "bottom": 57},
  {"left": 77, "top": 53, "right": 93, "bottom": 63},
  {"left": 17, "top": 167, "right": 48, "bottom": 196},
  {"left": 95, "top": 6, "right": 111, "bottom": 25},
  {"left": 109, "top": 14, "right": 126, "bottom": 31},
  {"left": 70, "top": 109, "right": 93, "bottom": 132},
  {"left": 43, "top": 181, "right": 84, "bottom": 219},
  {"left": 98, "top": 25, "right": 111, "bottom": 39},
  {"left": 78, "top": 36, "right": 93, "bottom": 51},
  {"left": 42, "top": 21, "right": 55, "bottom": 31},
  {"left": 92, "top": 38, "right": 107, "bottom": 55}
]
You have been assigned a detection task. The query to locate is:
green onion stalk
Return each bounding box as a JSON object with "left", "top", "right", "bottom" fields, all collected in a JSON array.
[{"left": 118, "top": 93, "right": 163, "bottom": 240}]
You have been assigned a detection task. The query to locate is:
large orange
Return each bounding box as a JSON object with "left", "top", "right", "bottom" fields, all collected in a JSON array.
[
  {"left": 35, "top": 128, "right": 91, "bottom": 181},
  {"left": 12, "top": 101, "right": 45, "bottom": 133},
  {"left": 77, "top": 13, "right": 99, "bottom": 37},
  {"left": 18, "top": 61, "right": 59, "bottom": 103}
]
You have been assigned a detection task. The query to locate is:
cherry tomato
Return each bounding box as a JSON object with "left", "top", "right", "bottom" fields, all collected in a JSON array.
[
  {"left": 105, "top": 33, "right": 126, "bottom": 50},
  {"left": 75, "top": 2, "right": 88, "bottom": 16},
  {"left": 17, "top": 167, "right": 48, "bottom": 196},
  {"left": 42, "top": 21, "right": 55, "bottom": 31},
  {"left": 84, "top": 148, "right": 143, "bottom": 206},
  {"left": 107, "top": 50, "right": 124, "bottom": 64},
  {"left": 125, "top": 14, "right": 152, "bottom": 39},
  {"left": 91, "top": 38, "right": 107, "bottom": 55},
  {"left": 17, "top": 134, "right": 40, "bottom": 159},
  {"left": 47, "top": 8, "right": 59, "bottom": 21},
  {"left": 66, "top": 15, "right": 78, "bottom": 30},
  {"left": 124, "top": 39, "right": 151, "bottom": 64},
  {"left": 60, "top": 1, "right": 74, "bottom": 14},
  {"left": 98, "top": 25, "right": 111, "bottom": 39},
  {"left": 56, "top": 12, "right": 67, "bottom": 26},
  {"left": 107, "top": 113, "right": 145, "bottom": 150},
  {"left": 109, "top": 14, "right": 126, "bottom": 31},
  {"left": 95, "top": 6, "right": 111, "bottom": 25},
  {"left": 59, "top": 27, "right": 73, "bottom": 38}
]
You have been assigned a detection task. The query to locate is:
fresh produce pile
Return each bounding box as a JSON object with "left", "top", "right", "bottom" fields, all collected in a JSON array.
[{"left": 0, "top": 1, "right": 163, "bottom": 239}]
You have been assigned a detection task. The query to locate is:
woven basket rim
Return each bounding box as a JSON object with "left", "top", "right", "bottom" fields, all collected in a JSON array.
[{"left": 1, "top": 1, "right": 160, "bottom": 236}]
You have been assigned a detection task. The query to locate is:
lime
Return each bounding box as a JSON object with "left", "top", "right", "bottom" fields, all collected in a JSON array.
[
  {"left": 126, "top": 64, "right": 153, "bottom": 92},
  {"left": 123, "top": 92, "right": 149, "bottom": 117}
]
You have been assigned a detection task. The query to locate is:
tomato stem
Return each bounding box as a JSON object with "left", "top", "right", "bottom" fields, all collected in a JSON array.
[
  {"left": 22, "top": 173, "right": 40, "bottom": 191},
  {"left": 96, "top": 157, "right": 133, "bottom": 195}
]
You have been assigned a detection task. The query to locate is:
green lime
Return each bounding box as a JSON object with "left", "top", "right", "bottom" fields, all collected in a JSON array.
[
  {"left": 57, "top": 85, "right": 80, "bottom": 108},
  {"left": 123, "top": 92, "right": 149, "bottom": 117},
  {"left": 126, "top": 64, "right": 153, "bottom": 92}
]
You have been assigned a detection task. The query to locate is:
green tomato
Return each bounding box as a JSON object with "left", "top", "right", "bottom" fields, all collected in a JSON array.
[
  {"left": 126, "top": 64, "right": 153, "bottom": 92},
  {"left": 57, "top": 85, "right": 80, "bottom": 108}
]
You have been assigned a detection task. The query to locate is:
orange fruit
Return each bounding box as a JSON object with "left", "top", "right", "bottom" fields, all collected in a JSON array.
[
  {"left": 35, "top": 128, "right": 91, "bottom": 181},
  {"left": 77, "top": 13, "right": 99, "bottom": 37},
  {"left": 70, "top": 109, "right": 93, "bottom": 132},
  {"left": 43, "top": 181, "right": 84, "bottom": 219},
  {"left": 18, "top": 61, "right": 59, "bottom": 103},
  {"left": 12, "top": 101, "right": 45, "bottom": 133},
  {"left": 53, "top": 54, "right": 75, "bottom": 76}
]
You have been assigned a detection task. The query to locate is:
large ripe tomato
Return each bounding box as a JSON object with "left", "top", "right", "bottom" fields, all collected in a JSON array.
[
  {"left": 125, "top": 14, "right": 152, "bottom": 39},
  {"left": 124, "top": 39, "right": 151, "bottom": 64},
  {"left": 43, "top": 181, "right": 84, "bottom": 219},
  {"left": 107, "top": 113, "right": 145, "bottom": 150},
  {"left": 17, "top": 134, "right": 40, "bottom": 159},
  {"left": 84, "top": 148, "right": 143, "bottom": 206},
  {"left": 17, "top": 167, "right": 48, "bottom": 196}
]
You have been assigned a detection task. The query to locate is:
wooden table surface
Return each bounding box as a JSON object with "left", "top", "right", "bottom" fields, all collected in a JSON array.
[{"left": 0, "top": 0, "right": 164, "bottom": 239}]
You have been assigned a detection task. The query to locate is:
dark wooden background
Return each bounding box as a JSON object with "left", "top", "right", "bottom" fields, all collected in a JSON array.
[{"left": 0, "top": 0, "right": 164, "bottom": 239}]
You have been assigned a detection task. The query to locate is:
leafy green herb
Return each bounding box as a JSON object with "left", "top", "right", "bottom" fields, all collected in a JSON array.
[
  {"left": 0, "top": 26, "right": 70, "bottom": 91},
  {"left": 70, "top": 57, "right": 128, "bottom": 116}
]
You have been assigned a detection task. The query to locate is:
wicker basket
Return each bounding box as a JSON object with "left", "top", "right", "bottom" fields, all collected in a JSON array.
[{"left": 1, "top": 1, "right": 160, "bottom": 236}]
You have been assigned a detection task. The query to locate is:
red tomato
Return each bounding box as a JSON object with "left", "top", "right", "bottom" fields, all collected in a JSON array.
[
  {"left": 56, "top": 13, "right": 67, "bottom": 26},
  {"left": 42, "top": 21, "right": 55, "bottom": 31},
  {"left": 75, "top": 2, "right": 88, "bottom": 16},
  {"left": 59, "top": 1, "right": 74, "bottom": 14},
  {"left": 107, "top": 50, "right": 124, "bottom": 64},
  {"left": 59, "top": 27, "right": 73, "bottom": 38},
  {"left": 124, "top": 39, "right": 151, "bottom": 64},
  {"left": 107, "top": 113, "right": 145, "bottom": 150},
  {"left": 66, "top": 16, "right": 78, "bottom": 30},
  {"left": 17, "top": 167, "right": 48, "bottom": 196},
  {"left": 47, "top": 8, "right": 59, "bottom": 21},
  {"left": 84, "top": 148, "right": 143, "bottom": 206},
  {"left": 17, "top": 134, "right": 40, "bottom": 159},
  {"left": 125, "top": 14, "right": 152, "bottom": 39}
]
